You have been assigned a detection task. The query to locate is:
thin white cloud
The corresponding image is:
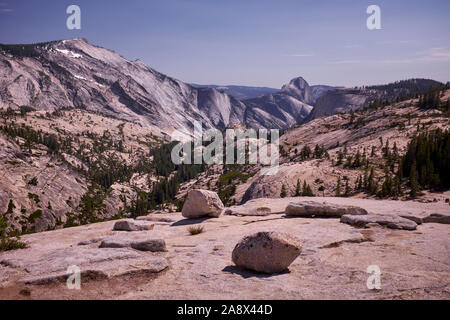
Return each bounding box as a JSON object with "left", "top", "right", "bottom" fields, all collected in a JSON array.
[
  {"left": 283, "top": 53, "right": 314, "bottom": 57},
  {"left": 328, "top": 60, "right": 361, "bottom": 65},
  {"left": 380, "top": 47, "right": 450, "bottom": 64},
  {"left": 343, "top": 44, "right": 362, "bottom": 49},
  {"left": 0, "top": 2, "right": 12, "bottom": 13},
  {"left": 376, "top": 40, "right": 415, "bottom": 45}
]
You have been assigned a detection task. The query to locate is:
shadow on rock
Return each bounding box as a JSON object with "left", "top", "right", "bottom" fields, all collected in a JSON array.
[
  {"left": 171, "top": 217, "right": 212, "bottom": 227},
  {"left": 221, "top": 265, "right": 290, "bottom": 279}
]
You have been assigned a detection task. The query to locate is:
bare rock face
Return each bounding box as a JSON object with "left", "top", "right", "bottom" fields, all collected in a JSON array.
[
  {"left": 113, "top": 220, "right": 154, "bottom": 231},
  {"left": 241, "top": 164, "right": 305, "bottom": 203},
  {"left": 182, "top": 189, "right": 224, "bottom": 219},
  {"left": 232, "top": 232, "right": 302, "bottom": 274},
  {"left": 341, "top": 214, "right": 418, "bottom": 230},
  {"left": 285, "top": 201, "right": 368, "bottom": 217},
  {"left": 307, "top": 88, "right": 369, "bottom": 121},
  {"left": 423, "top": 213, "right": 450, "bottom": 224},
  {"left": 280, "top": 77, "right": 312, "bottom": 103}
]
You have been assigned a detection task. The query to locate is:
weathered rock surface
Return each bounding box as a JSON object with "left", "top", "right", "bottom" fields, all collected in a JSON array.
[
  {"left": 232, "top": 232, "right": 302, "bottom": 273},
  {"left": 226, "top": 198, "right": 289, "bottom": 216},
  {"left": 241, "top": 164, "right": 305, "bottom": 203},
  {"left": 1, "top": 198, "right": 449, "bottom": 299},
  {"left": 286, "top": 201, "right": 368, "bottom": 217},
  {"left": 99, "top": 233, "right": 166, "bottom": 252},
  {"left": 22, "top": 257, "right": 169, "bottom": 285},
  {"left": 224, "top": 206, "right": 272, "bottom": 216},
  {"left": 1, "top": 247, "right": 141, "bottom": 275},
  {"left": 399, "top": 214, "right": 423, "bottom": 224},
  {"left": 341, "top": 214, "right": 418, "bottom": 230},
  {"left": 113, "top": 220, "right": 154, "bottom": 231},
  {"left": 130, "top": 239, "right": 167, "bottom": 252},
  {"left": 78, "top": 238, "right": 104, "bottom": 246},
  {"left": 135, "top": 216, "right": 175, "bottom": 223},
  {"left": 423, "top": 213, "right": 450, "bottom": 224},
  {"left": 182, "top": 189, "right": 224, "bottom": 218}
]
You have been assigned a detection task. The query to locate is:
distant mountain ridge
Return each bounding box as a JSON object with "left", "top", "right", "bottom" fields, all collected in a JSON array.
[
  {"left": 193, "top": 82, "right": 342, "bottom": 105},
  {"left": 190, "top": 84, "right": 279, "bottom": 100},
  {"left": 306, "top": 79, "right": 444, "bottom": 121},
  {"left": 0, "top": 39, "right": 445, "bottom": 132},
  {"left": 0, "top": 39, "right": 315, "bottom": 134}
]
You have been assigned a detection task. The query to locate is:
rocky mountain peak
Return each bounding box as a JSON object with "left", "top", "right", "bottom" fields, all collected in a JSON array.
[{"left": 280, "top": 76, "right": 312, "bottom": 104}]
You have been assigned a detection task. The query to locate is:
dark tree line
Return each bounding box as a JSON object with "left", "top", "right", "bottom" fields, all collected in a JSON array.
[
  {"left": 417, "top": 84, "right": 450, "bottom": 111},
  {"left": 401, "top": 129, "right": 450, "bottom": 195},
  {"left": 365, "top": 79, "right": 447, "bottom": 111},
  {"left": 130, "top": 142, "right": 205, "bottom": 217}
]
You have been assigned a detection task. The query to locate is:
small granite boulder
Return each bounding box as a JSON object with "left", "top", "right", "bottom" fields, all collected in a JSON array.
[
  {"left": 182, "top": 189, "right": 224, "bottom": 219},
  {"left": 131, "top": 239, "right": 167, "bottom": 252},
  {"left": 113, "top": 220, "right": 154, "bottom": 231},
  {"left": 232, "top": 232, "right": 302, "bottom": 274},
  {"left": 285, "top": 201, "right": 368, "bottom": 217}
]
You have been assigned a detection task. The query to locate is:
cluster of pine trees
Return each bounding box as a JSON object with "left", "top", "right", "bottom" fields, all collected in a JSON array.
[
  {"left": 294, "top": 144, "right": 329, "bottom": 161},
  {"left": 417, "top": 84, "right": 450, "bottom": 111},
  {"left": 0, "top": 123, "right": 62, "bottom": 154},
  {"left": 130, "top": 142, "right": 205, "bottom": 217},
  {"left": 366, "top": 79, "right": 444, "bottom": 105},
  {"left": 280, "top": 179, "right": 314, "bottom": 198},
  {"left": 400, "top": 129, "right": 450, "bottom": 196},
  {"left": 334, "top": 129, "right": 449, "bottom": 199},
  {"left": 0, "top": 200, "right": 26, "bottom": 251},
  {"left": 335, "top": 144, "right": 378, "bottom": 169},
  {"left": 364, "top": 80, "right": 449, "bottom": 112},
  {"left": 334, "top": 138, "right": 403, "bottom": 198}
]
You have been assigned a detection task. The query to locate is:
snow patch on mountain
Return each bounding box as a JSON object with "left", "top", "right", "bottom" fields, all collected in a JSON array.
[{"left": 55, "top": 48, "right": 83, "bottom": 58}]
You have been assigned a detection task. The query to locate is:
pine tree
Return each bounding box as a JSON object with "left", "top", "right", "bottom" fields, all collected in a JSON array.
[
  {"left": 344, "top": 180, "right": 351, "bottom": 197},
  {"left": 318, "top": 185, "right": 325, "bottom": 197},
  {"left": 363, "top": 168, "right": 369, "bottom": 189},
  {"left": 409, "top": 161, "right": 419, "bottom": 198},
  {"left": 352, "top": 150, "right": 361, "bottom": 168},
  {"left": 302, "top": 181, "right": 314, "bottom": 197},
  {"left": 371, "top": 146, "right": 376, "bottom": 157},
  {"left": 335, "top": 177, "right": 341, "bottom": 197},
  {"left": 367, "top": 167, "right": 377, "bottom": 195},
  {"left": 280, "top": 184, "right": 287, "bottom": 198},
  {"left": 336, "top": 151, "right": 344, "bottom": 165},
  {"left": 295, "top": 179, "right": 301, "bottom": 196}
]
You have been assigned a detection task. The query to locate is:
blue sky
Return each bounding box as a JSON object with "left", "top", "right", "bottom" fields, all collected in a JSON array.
[{"left": 0, "top": 0, "right": 449, "bottom": 88}]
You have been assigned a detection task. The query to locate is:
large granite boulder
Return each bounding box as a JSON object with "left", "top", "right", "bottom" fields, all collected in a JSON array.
[
  {"left": 232, "top": 232, "right": 302, "bottom": 274},
  {"left": 286, "top": 201, "right": 368, "bottom": 217},
  {"left": 182, "top": 189, "right": 224, "bottom": 219}
]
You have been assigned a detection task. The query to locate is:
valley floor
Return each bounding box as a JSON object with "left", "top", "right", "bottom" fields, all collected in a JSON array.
[{"left": 0, "top": 197, "right": 449, "bottom": 300}]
